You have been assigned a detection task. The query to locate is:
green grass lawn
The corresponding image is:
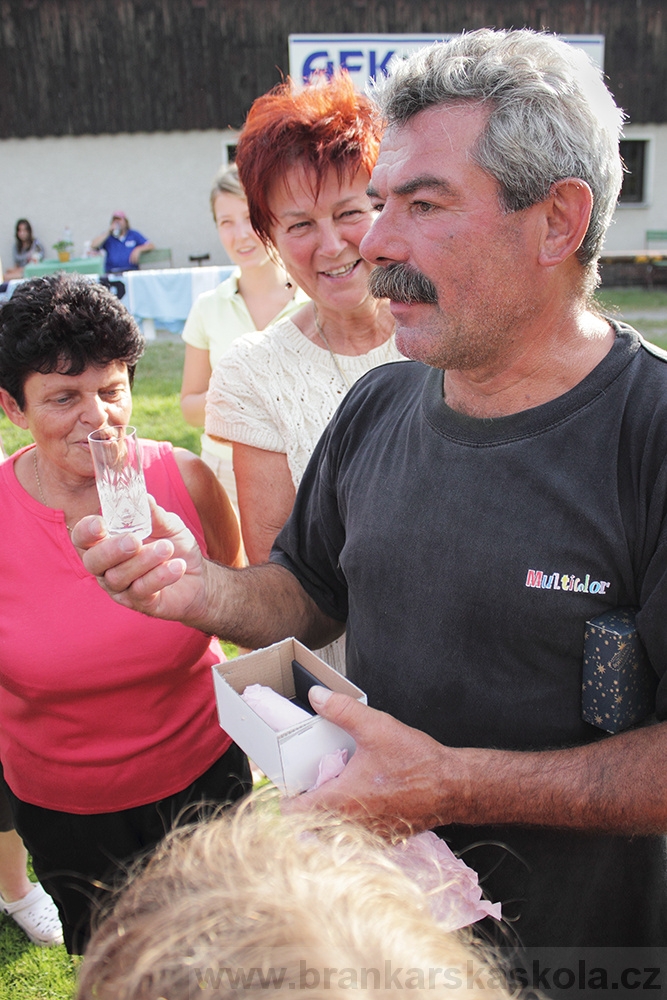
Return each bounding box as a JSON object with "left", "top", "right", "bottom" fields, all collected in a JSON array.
[
  {"left": 0, "top": 856, "right": 78, "bottom": 998},
  {"left": 594, "top": 286, "right": 667, "bottom": 349},
  {"left": 595, "top": 286, "right": 667, "bottom": 313},
  {"left": 0, "top": 935, "right": 78, "bottom": 1000},
  {"left": 1, "top": 287, "right": 666, "bottom": 996}
]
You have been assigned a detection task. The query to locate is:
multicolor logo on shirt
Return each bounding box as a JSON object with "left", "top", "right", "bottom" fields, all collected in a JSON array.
[{"left": 525, "top": 569, "right": 611, "bottom": 594}]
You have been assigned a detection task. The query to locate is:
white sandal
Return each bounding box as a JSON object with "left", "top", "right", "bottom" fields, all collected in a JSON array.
[{"left": 0, "top": 882, "right": 64, "bottom": 946}]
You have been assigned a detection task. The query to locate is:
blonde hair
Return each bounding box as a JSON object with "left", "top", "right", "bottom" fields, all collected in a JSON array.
[
  {"left": 77, "top": 795, "right": 513, "bottom": 1000},
  {"left": 210, "top": 164, "right": 245, "bottom": 218}
]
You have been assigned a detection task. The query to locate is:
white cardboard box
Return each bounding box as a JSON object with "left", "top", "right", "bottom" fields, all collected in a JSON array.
[{"left": 212, "top": 637, "right": 367, "bottom": 794}]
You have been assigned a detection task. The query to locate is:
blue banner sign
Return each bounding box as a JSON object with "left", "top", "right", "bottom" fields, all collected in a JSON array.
[{"left": 289, "top": 34, "right": 605, "bottom": 89}]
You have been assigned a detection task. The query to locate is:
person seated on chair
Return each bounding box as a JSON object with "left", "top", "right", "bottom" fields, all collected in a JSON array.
[
  {"left": 3, "top": 219, "right": 45, "bottom": 281},
  {"left": 90, "top": 211, "right": 154, "bottom": 273}
]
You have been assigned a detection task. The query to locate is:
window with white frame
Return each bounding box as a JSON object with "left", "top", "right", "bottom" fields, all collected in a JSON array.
[
  {"left": 221, "top": 133, "right": 240, "bottom": 167},
  {"left": 619, "top": 140, "right": 648, "bottom": 204}
]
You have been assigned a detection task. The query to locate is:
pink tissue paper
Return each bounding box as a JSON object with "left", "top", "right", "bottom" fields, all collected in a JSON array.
[
  {"left": 241, "top": 683, "right": 311, "bottom": 731},
  {"left": 390, "top": 831, "right": 502, "bottom": 931},
  {"left": 242, "top": 684, "right": 501, "bottom": 930}
]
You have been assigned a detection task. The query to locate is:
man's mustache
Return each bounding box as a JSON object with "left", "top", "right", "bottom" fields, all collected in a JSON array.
[{"left": 368, "top": 263, "right": 438, "bottom": 304}]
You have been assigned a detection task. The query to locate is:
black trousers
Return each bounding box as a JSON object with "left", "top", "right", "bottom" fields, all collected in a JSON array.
[
  {"left": 5, "top": 742, "right": 251, "bottom": 954},
  {"left": 0, "top": 780, "right": 15, "bottom": 833}
]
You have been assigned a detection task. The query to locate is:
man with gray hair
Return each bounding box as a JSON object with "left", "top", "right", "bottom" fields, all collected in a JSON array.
[{"left": 76, "top": 29, "right": 667, "bottom": 967}]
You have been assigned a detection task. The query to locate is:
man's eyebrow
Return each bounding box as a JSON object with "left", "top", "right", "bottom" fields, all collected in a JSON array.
[{"left": 367, "top": 176, "right": 457, "bottom": 199}]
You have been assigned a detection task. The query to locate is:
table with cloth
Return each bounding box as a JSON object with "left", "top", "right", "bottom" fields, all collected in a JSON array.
[{"left": 123, "top": 266, "right": 234, "bottom": 338}]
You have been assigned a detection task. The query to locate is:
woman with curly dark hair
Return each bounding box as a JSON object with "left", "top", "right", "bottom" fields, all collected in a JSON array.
[{"left": 0, "top": 274, "right": 251, "bottom": 953}]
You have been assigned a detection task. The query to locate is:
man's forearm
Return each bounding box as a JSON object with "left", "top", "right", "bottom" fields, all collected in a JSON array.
[
  {"left": 438, "top": 720, "right": 667, "bottom": 835},
  {"left": 74, "top": 506, "right": 344, "bottom": 651},
  {"left": 199, "top": 560, "right": 344, "bottom": 651}
]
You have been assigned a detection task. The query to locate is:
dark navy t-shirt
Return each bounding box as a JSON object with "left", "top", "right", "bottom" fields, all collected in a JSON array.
[{"left": 272, "top": 323, "right": 667, "bottom": 954}]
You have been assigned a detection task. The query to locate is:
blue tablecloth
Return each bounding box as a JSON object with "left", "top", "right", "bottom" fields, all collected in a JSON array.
[
  {"left": 0, "top": 279, "right": 24, "bottom": 305},
  {"left": 123, "top": 266, "right": 234, "bottom": 333}
]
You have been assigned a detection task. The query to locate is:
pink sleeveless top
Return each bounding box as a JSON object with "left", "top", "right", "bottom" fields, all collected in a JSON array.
[{"left": 0, "top": 441, "right": 232, "bottom": 813}]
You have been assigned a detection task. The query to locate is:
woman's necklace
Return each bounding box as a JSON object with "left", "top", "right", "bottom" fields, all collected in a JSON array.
[
  {"left": 313, "top": 308, "right": 396, "bottom": 392},
  {"left": 33, "top": 450, "right": 73, "bottom": 533},
  {"left": 313, "top": 311, "right": 354, "bottom": 390}
]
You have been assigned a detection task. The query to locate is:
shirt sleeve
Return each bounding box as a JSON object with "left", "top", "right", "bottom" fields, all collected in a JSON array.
[
  {"left": 205, "top": 335, "right": 286, "bottom": 454},
  {"left": 182, "top": 296, "right": 210, "bottom": 352}
]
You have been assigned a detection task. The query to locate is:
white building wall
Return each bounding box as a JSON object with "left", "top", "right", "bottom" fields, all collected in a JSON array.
[
  {"left": 1, "top": 123, "right": 666, "bottom": 272},
  {"left": 1, "top": 130, "right": 240, "bottom": 272},
  {"left": 602, "top": 123, "right": 667, "bottom": 252}
]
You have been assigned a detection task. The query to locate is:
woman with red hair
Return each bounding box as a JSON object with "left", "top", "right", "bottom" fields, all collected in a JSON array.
[{"left": 205, "top": 76, "right": 403, "bottom": 668}]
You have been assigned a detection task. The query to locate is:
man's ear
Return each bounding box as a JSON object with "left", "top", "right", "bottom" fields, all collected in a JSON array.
[
  {"left": 0, "top": 388, "right": 29, "bottom": 429},
  {"left": 537, "top": 178, "right": 593, "bottom": 268}
]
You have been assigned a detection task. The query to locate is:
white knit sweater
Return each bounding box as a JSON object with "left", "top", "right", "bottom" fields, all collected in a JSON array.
[{"left": 205, "top": 317, "right": 404, "bottom": 487}]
